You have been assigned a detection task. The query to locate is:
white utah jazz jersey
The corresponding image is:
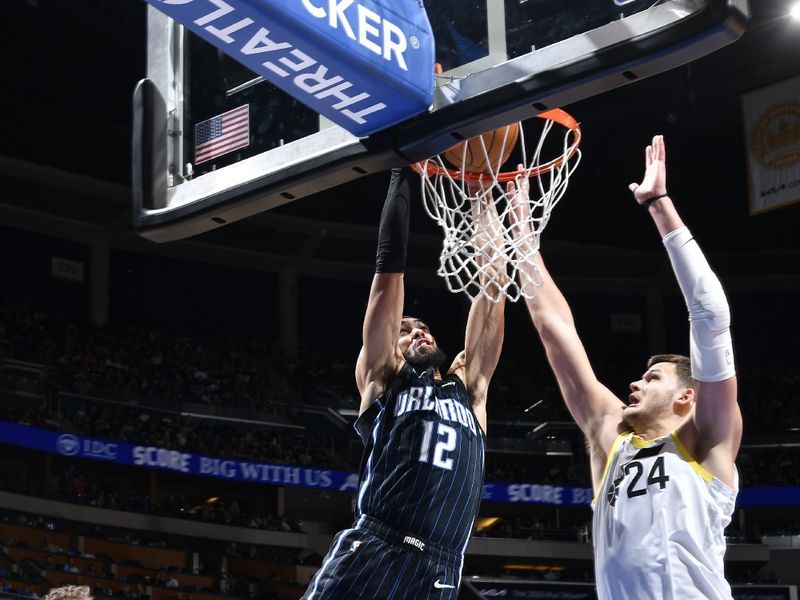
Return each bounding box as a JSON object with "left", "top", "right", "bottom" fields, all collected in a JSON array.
[{"left": 593, "top": 431, "right": 737, "bottom": 600}]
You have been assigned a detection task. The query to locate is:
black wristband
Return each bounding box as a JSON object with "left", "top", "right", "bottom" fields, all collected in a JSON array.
[
  {"left": 641, "top": 193, "right": 669, "bottom": 209},
  {"left": 375, "top": 168, "right": 411, "bottom": 273}
]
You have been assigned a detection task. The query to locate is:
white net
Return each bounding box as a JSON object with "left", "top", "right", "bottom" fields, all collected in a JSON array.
[{"left": 415, "top": 111, "right": 582, "bottom": 302}]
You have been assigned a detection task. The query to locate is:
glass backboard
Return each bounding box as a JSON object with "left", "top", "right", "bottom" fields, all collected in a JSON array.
[{"left": 134, "top": 0, "right": 749, "bottom": 242}]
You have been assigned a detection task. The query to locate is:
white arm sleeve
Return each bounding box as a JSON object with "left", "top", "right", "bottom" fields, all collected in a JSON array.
[{"left": 662, "top": 226, "right": 735, "bottom": 382}]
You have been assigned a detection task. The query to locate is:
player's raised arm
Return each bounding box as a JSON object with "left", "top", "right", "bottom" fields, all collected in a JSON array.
[
  {"left": 632, "top": 135, "right": 741, "bottom": 484},
  {"left": 355, "top": 169, "right": 410, "bottom": 412},
  {"left": 509, "top": 175, "right": 624, "bottom": 468},
  {"left": 458, "top": 183, "right": 508, "bottom": 433}
]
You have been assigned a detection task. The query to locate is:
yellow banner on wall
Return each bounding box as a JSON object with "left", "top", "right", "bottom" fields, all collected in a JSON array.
[{"left": 741, "top": 76, "right": 800, "bottom": 215}]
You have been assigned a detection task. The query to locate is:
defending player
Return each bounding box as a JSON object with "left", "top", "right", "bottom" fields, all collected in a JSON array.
[
  {"left": 303, "top": 169, "right": 506, "bottom": 599},
  {"left": 511, "top": 135, "right": 741, "bottom": 599}
]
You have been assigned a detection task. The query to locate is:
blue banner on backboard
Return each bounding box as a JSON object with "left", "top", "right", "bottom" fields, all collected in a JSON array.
[{"left": 146, "top": 0, "right": 434, "bottom": 137}]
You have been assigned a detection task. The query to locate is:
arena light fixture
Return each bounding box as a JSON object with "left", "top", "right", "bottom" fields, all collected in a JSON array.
[
  {"left": 501, "top": 564, "right": 566, "bottom": 572},
  {"left": 791, "top": 1, "right": 800, "bottom": 19},
  {"left": 474, "top": 517, "right": 501, "bottom": 532}
]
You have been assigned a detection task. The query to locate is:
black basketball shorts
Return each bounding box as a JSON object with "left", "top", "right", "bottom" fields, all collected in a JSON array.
[{"left": 301, "top": 515, "right": 463, "bottom": 599}]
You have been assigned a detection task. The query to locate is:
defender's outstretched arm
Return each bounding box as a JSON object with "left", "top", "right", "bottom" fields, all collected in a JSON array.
[
  {"left": 632, "top": 135, "right": 741, "bottom": 483},
  {"left": 509, "top": 175, "right": 624, "bottom": 486}
]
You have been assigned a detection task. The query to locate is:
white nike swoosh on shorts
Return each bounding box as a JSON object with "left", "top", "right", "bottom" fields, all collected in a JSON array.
[{"left": 433, "top": 580, "right": 455, "bottom": 589}]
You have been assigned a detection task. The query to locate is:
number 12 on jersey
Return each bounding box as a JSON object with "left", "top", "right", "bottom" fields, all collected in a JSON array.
[{"left": 419, "top": 421, "right": 457, "bottom": 471}]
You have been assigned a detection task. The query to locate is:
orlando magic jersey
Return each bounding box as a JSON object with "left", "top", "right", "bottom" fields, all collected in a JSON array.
[
  {"left": 593, "top": 431, "right": 737, "bottom": 600},
  {"left": 354, "top": 362, "right": 485, "bottom": 554}
]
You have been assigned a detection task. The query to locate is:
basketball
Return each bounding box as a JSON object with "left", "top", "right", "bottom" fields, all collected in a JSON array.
[{"left": 443, "top": 122, "right": 520, "bottom": 173}]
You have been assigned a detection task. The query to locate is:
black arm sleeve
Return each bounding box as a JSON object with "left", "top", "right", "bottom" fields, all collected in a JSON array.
[{"left": 375, "top": 168, "right": 411, "bottom": 273}]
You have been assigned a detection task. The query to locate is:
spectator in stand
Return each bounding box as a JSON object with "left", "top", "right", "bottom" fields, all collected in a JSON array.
[
  {"left": 43, "top": 536, "right": 62, "bottom": 554},
  {"left": 63, "top": 559, "right": 79, "bottom": 574}
]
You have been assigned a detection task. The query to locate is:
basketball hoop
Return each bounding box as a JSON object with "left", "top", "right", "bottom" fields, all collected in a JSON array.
[{"left": 411, "top": 109, "right": 582, "bottom": 302}]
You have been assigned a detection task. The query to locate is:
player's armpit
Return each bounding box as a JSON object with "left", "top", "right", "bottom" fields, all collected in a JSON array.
[
  {"left": 448, "top": 349, "right": 492, "bottom": 432},
  {"left": 684, "top": 376, "right": 741, "bottom": 485},
  {"left": 447, "top": 350, "right": 466, "bottom": 376}
]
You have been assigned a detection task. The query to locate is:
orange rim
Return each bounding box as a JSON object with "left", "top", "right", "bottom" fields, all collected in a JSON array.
[{"left": 411, "top": 108, "right": 581, "bottom": 182}]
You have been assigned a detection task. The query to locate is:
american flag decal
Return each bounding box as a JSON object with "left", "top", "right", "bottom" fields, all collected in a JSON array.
[{"left": 194, "top": 104, "right": 250, "bottom": 165}]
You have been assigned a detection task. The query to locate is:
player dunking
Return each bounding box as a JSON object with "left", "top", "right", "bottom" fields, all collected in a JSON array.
[
  {"left": 511, "top": 136, "right": 741, "bottom": 599},
  {"left": 303, "top": 169, "right": 506, "bottom": 599}
]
